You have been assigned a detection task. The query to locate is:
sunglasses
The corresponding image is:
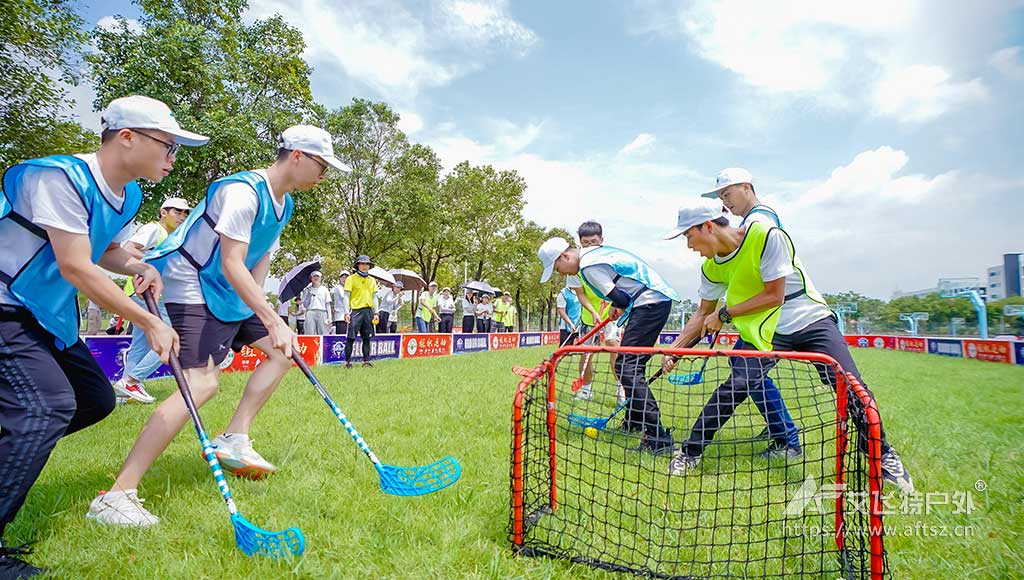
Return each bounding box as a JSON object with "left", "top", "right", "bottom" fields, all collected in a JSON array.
[
  {"left": 133, "top": 130, "right": 180, "bottom": 160},
  {"left": 302, "top": 152, "right": 329, "bottom": 175}
]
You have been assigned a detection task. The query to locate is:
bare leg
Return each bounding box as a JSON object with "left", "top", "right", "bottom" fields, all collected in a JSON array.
[
  {"left": 111, "top": 360, "right": 220, "bottom": 491},
  {"left": 223, "top": 335, "right": 291, "bottom": 435}
]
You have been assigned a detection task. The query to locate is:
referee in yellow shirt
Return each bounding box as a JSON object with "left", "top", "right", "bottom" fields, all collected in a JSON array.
[{"left": 344, "top": 255, "right": 379, "bottom": 368}]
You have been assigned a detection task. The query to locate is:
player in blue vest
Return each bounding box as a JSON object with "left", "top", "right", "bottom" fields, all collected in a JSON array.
[
  {"left": 0, "top": 95, "right": 206, "bottom": 577},
  {"left": 539, "top": 237, "right": 680, "bottom": 455},
  {"left": 89, "top": 125, "right": 349, "bottom": 528}
]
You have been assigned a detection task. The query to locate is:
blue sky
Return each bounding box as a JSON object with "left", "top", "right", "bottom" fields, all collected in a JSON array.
[{"left": 75, "top": 0, "right": 1024, "bottom": 299}]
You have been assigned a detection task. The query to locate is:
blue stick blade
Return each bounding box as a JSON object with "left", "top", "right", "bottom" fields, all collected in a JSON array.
[
  {"left": 231, "top": 513, "right": 305, "bottom": 558},
  {"left": 377, "top": 456, "right": 461, "bottom": 496},
  {"left": 566, "top": 413, "right": 608, "bottom": 430},
  {"left": 668, "top": 371, "right": 702, "bottom": 386}
]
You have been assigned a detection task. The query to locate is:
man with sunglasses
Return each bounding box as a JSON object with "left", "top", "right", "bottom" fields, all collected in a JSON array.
[
  {"left": 90, "top": 125, "right": 349, "bottom": 528},
  {"left": 0, "top": 95, "right": 205, "bottom": 577},
  {"left": 113, "top": 197, "right": 192, "bottom": 404}
]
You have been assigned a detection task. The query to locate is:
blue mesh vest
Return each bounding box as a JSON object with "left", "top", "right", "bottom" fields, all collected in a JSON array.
[
  {"left": 0, "top": 155, "right": 142, "bottom": 348},
  {"left": 146, "top": 171, "right": 293, "bottom": 322},
  {"left": 578, "top": 246, "right": 680, "bottom": 305}
]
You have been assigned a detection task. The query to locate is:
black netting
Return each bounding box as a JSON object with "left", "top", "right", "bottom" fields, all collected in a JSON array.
[{"left": 510, "top": 346, "right": 886, "bottom": 579}]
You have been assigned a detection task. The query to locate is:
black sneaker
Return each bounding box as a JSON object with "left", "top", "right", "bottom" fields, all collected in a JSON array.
[
  {"left": 632, "top": 428, "right": 676, "bottom": 457},
  {"left": 344, "top": 362, "right": 353, "bottom": 369},
  {"left": 667, "top": 452, "right": 701, "bottom": 476},
  {"left": 0, "top": 544, "right": 44, "bottom": 579},
  {"left": 758, "top": 441, "right": 803, "bottom": 460},
  {"left": 881, "top": 449, "right": 915, "bottom": 494}
]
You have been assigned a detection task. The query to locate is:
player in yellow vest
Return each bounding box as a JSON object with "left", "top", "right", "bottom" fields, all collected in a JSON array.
[
  {"left": 661, "top": 201, "right": 913, "bottom": 492},
  {"left": 344, "top": 255, "right": 379, "bottom": 368},
  {"left": 114, "top": 197, "right": 191, "bottom": 404},
  {"left": 417, "top": 281, "right": 439, "bottom": 332},
  {"left": 501, "top": 292, "right": 517, "bottom": 331}
]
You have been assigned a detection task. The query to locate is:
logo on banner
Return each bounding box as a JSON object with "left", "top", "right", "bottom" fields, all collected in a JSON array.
[
  {"left": 858, "top": 338, "right": 869, "bottom": 348},
  {"left": 219, "top": 350, "right": 234, "bottom": 369},
  {"left": 491, "top": 335, "right": 499, "bottom": 349},
  {"left": 407, "top": 338, "right": 418, "bottom": 356},
  {"left": 519, "top": 333, "right": 541, "bottom": 347},
  {"left": 873, "top": 337, "right": 885, "bottom": 348},
  {"left": 456, "top": 338, "right": 463, "bottom": 350},
  {"left": 967, "top": 343, "right": 977, "bottom": 358},
  {"left": 332, "top": 341, "right": 344, "bottom": 358}
]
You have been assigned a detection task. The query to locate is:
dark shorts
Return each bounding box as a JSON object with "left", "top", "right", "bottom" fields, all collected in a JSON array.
[
  {"left": 347, "top": 307, "right": 375, "bottom": 339},
  {"left": 166, "top": 303, "right": 269, "bottom": 369}
]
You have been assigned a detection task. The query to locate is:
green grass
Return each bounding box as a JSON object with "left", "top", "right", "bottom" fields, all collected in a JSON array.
[{"left": 6, "top": 347, "right": 1022, "bottom": 579}]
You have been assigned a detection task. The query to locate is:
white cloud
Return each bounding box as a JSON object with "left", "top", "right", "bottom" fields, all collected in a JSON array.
[
  {"left": 635, "top": 0, "right": 1010, "bottom": 121},
  {"left": 97, "top": 15, "right": 143, "bottom": 34},
  {"left": 397, "top": 110, "right": 424, "bottom": 134},
  {"left": 617, "top": 133, "right": 656, "bottom": 156},
  {"left": 245, "top": 0, "right": 536, "bottom": 100},
  {"left": 872, "top": 65, "right": 988, "bottom": 123},
  {"left": 990, "top": 46, "right": 1024, "bottom": 80}
]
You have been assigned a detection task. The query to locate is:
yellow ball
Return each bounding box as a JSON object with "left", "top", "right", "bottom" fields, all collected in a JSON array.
[{"left": 584, "top": 426, "right": 599, "bottom": 439}]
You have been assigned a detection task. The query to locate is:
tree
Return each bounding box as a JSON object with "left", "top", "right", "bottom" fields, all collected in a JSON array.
[
  {"left": 442, "top": 162, "right": 527, "bottom": 281},
  {"left": 86, "top": 0, "right": 315, "bottom": 220},
  {"left": 1, "top": 0, "right": 98, "bottom": 167}
]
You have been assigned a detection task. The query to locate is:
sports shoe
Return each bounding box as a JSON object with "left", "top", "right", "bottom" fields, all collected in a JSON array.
[
  {"left": 86, "top": 489, "right": 160, "bottom": 527},
  {"left": 0, "top": 543, "right": 44, "bottom": 579},
  {"left": 112, "top": 378, "right": 156, "bottom": 404},
  {"left": 881, "top": 449, "right": 915, "bottom": 494},
  {"left": 345, "top": 362, "right": 353, "bottom": 369},
  {"left": 212, "top": 433, "right": 276, "bottom": 479},
  {"left": 667, "top": 452, "right": 701, "bottom": 476},
  {"left": 574, "top": 384, "right": 593, "bottom": 401},
  {"left": 632, "top": 428, "right": 676, "bottom": 456},
  {"left": 758, "top": 441, "right": 803, "bottom": 460},
  {"left": 362, "top": 361, "right": 374, "bottom": 368},
  {"left": 616, "top": 383, "right": 627, "bottom": 406}
]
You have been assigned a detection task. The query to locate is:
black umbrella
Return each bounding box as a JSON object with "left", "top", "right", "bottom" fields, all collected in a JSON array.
[{"left": 278, "top": 260, "right": 321, "bottom": 303}]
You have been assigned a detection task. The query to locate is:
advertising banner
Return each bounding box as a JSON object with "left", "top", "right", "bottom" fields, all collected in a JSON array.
[
  {"left": 896, "top": 337, "right": 927, "bottom": 353},
  {"left": 541, "top": 332, "right": 561, "bottom": 346},
  {"left": 453, "top": 333, "right": 490, "bottom": 354},
  {"left": 961, "top": 339, "right": 1013, "bottom": 364},
  {"left": 401, "top": 334, "right": 453, "bottom": 358},
  {"left": 489, "top": 333, "right": 520, "bottom": 351},
  {"left": 927, "top": 338, "right": 964, "bottom": 358},
  {"left": 227, "top": 336, "right": 320, "bottom": 373},
  {"left": 1014, "top": 342, "right": 1024, "bottom": 366},
  {"left": 518, "top": 332, "right": 543, "bottom": 348},
  {"left": 322, "top": 335, "right": 401, "bottom": 364}
]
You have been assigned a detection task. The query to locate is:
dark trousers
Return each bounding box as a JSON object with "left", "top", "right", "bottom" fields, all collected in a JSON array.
[
  {"left": 476, "top": 318, "right": 491, "bottom": 333},
  {"left": 345, "top": 308, "right": 374, "bottom": 362},
  {"left": 494, "top": 322, "right": 505, "bottom": 333},
  {"left": 279, "top": 314, "right": 289, "bottom": 324},
  {"left": 559, "top": 328, "right": 579, "bottom": 347},
  {"left": 334, "top": 320, "right": 348, "bottom": 335},
  {"left": 389, "top": 321, "right": 397, "bottom": 333},
  {"left": 438, "top": 313, "right": 454, "bottom": 333},
  {"left": 0, "top": 309, "right": 115, "bottom": 537},
  {"left": 296, "top": 319, "right": 305, "bottom": 334},
  {"left": 376, "top": 311, "right": 390, "bottom": 334},
  {"left": 615, "top": 301, "right": 672, "bottom": 440},
  {"left": 462, "top": 315, "right": 475, "bottom": 333},
  {"left": 680, "top": 339, "right": 801, "bottom": 457}
]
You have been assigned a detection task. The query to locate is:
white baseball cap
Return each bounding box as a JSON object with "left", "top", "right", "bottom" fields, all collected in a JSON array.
[
  {"left": 701, "top": 167, "right": 753, "bottom": 198},
  {"left": 101, "top": 95, "right": 209, "bottom": 146},
  {"left": 279, "top": 125, "right": 350, "bottom": 172},
  {"left": 311, "top": 270, "right": 322, "bottom": 277},
  {"left": 538, "top": 237, "right": 570, "bottom": 283},
  {"left": 665, "top": 200, "right": 728, "bottom": 239},
  {"left": 160, "top": 197, "right": 191, "bottom": 211}
]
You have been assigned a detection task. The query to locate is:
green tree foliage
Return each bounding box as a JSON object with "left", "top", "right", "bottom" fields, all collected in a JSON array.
[
  {"left": 86, "top": 0, "right": 314, "bottom": 220},
  {"left": 1, "top": 0, "right": 98, "bottom": 167}
]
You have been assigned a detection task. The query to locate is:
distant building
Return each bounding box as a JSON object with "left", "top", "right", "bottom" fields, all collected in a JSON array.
[
  {"left": 987, "top": 253, "right": 1023, "bottom": 301},
  {"left": 892, "top": 285, "right": 987, "bottom": 301}
]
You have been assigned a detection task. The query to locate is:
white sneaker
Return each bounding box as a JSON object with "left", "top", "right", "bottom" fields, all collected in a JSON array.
[
  {"left": 87, "top": 490, "right": 160, "bottom": 527},
  {"left": 212, "top": 433, "right": 277, "bottom": 480},
  {"left": 616, "top": 383, "right": 627, "bottom": 406},
  {"left": 112, "top": 378, "right": 156, "bottom": 404},
  {"left": 574, "top": 384, "right": 593, "bottom": 401}
]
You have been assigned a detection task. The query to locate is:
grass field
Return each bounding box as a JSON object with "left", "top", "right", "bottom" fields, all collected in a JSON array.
[{"left": 6, "top": 346, "right": 1022, "bottom": 579}]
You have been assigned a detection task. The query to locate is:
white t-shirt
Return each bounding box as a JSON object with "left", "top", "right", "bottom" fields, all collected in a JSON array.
[
  {"left": 437, "top": 295, "right": 456, "bottom": 314},
  {"left": 277, "top": 300, "right": 290, "bottom": 316},
  {"left": 698, "top": 228, "right": 831, "bottom": 335},
  {"left": 332, "top": 284, "right": 349, "bottom": 320},
  {"left": 125, "top": 222, "right": 166, "bottom": 252},
  {"left": 578, "top": 248, "right": 672, "bottom": 309},
  {"left": 461, "top": 296, "right": 476, "bottom": 315},
  {"left": 0, "top": 153, "right": 133, "bottom": 305},
  {"left": 378, "top": 289, "right": 404, "bottom": 316},
  {"left": 304, "top": 285, "right": 331, "bottom": 311},
  {"left": 476, "top": 302, "right": 493, "bottom": 318},
  {"left": 162, "top": 170, "right": 284, "bottom": 304}
]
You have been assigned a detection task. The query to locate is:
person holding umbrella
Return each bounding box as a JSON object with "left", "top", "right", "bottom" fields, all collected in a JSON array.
[
  {"left": 301, "top": 270, "right": 331, "bottom": 335},
  {"left": 332, "top": 271, "right": 350, "bottom": 335},
  {"left": 461, "top": 288, "right": 477, "bottom": 333},
  {"left": 476, "top": 293, "right": 494, "bottom": 332},
  {"left": 344, "top": 255, "right": 379, "bottom": 367}
]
